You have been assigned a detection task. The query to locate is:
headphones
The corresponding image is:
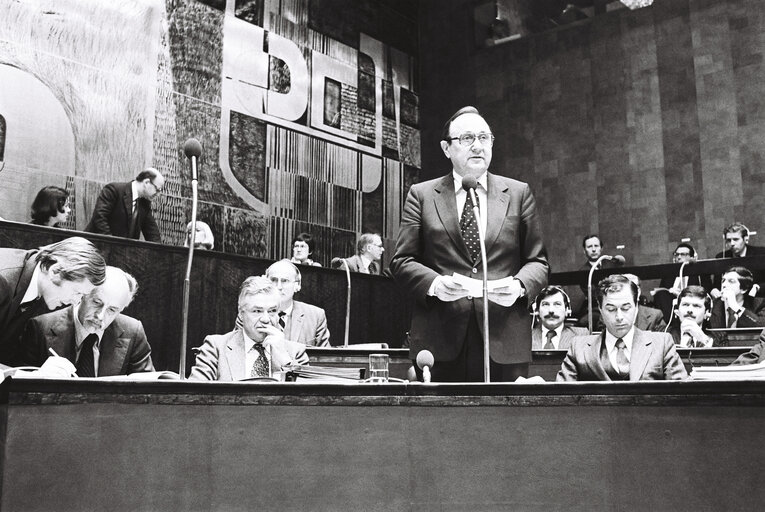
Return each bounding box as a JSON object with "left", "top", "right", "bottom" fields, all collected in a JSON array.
[{"left": 532, "top": 285, "right": 572, "bottom": 318}]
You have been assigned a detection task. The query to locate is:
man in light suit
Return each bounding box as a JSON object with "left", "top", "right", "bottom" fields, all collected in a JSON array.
[
  {"left": 266, "top": 259, "right": 330, "bottom": 347},
  {"left": 331, "top": 233, "right": 384, "bottom": 275},
  {"left": 390, "top": 106, "right": 549, "bottom": 382},
  {"left": 557, "top": 274, "right": 687, "bottom": 381},
  {"left": 189, "top": 276, "right": 309, "bottom": 381},
  {"left": 85, "top": 168, "right": 164, "bottom": 242},
  {"left": 0, "top": 237, "right": 106, "bottom": 365},
  {"left": 23, "top": 266, "right": 154, "bottom": 376},
  {"left": 531, "top": 286, "right": 587, "bottom": 350}
]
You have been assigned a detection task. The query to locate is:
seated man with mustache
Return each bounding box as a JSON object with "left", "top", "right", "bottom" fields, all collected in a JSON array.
[
  {"left": 666, "top": 285, "right": 727, "bottom": 348},
  {"left": 531, "top": 285, "right": 587, "bottom": 350}
]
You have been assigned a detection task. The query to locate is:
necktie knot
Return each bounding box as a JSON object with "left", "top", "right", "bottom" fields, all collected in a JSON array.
[
  {"left": 543, "top": 330, "right": 555, "bottom": 349},
  {"left": 726, "top": 307, "right": 738, "bottom": 328},
  {"left": 614, "top": 337, "right": 629, "bottom": 378}
]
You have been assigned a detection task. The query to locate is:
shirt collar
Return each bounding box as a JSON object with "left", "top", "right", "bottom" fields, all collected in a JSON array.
[
  {"left": 542, "top": 324, "right": 564, "bottom": 339},
  {"left": 452, "top": 170, "right": 487, "bottom": 193},
  {"left": 281, "top": 303, "right": 293, "bottom": 316},
  {"left": 243, "top": 330, "right": 269, "bottom": 353},
  {"left": 20, "top": 263, "right": 42, "bottom": 304},
  {"left": 73, "top": 303, "right": 104, "bottom": 349},
  {"left": 131, "top": 181, "right": 140, "bottom": 203},
  {"left": 605, "top": 326, "right": 635, "bottom": 353},
  {"left": 359, "top": 254, "right": 374, "bottom": 271}
]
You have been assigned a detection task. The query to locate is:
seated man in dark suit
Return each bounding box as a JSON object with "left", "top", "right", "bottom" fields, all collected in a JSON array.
[
  {"left": 531, "top": 285, "right": 587, "bottom": 350},
  {"left": 652, "top": 242, "right": 712, "bottom": 322},
  {"left": 666, "top": 285, "right": 727, "bottom": 347},
  {"left": 85, "top": 168, "right": 164, "bottom": 242},
  {"left": 731, "top": 329, "right": 765, "bottom": 365},
  {"left": 265, "top": 259, "right": 330, "bottom": 347},
  {"left": 711, "top": 222, "right": 765, "bottom": 296},
  {"left": 23, "top": 266, "right": 154, "bottom": 376},
  {"left": 709, "top": 266, "right": 765, "bottom": 328},
  {"left": 0, "top": 237, "right": 106, "bottom": 365},
  {"left": 190, "top": 276, "right": 309, "bottom": 381},
  {"left": 331, "top": 233, "right": 384, "bottom": 275},
  {"left": 557, "top": 274, "right": 687, "bottom": 381}
]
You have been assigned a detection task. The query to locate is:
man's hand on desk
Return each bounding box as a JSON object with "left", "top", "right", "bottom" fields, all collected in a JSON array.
[
  {"left": 35, "top": 356, "right": 77, "bottom": 378},
  {"left": 432, "top": 276, "right": 471, "bottom": 302},
  {"left": 488, "top": 279, "right": 524, "bottom": 307}
]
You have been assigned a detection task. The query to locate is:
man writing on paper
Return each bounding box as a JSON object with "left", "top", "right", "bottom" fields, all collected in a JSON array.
[
  {"left": 23, "top": 266, "right": 154, "bottom": 377},
  {"left": 557, "top": 275, "right": 687, "bottom": 382},
  {"left": 189, "top": 276, "right": 309, "bottom": 381},
  {"left": 390, "top": 106, "right": 549, "bottom": 382}
]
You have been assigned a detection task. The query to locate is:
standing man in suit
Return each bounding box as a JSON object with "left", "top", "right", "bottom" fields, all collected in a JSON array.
[
  {"left": 0, "top": 237, "right": 106, "bottom": 365},
  {"left": 390, "top": 106, "right": 549, "bottom": 382},
  {"left": 712, "top": 222, "right": 765, "bottom": 296},
  {"left": 557, "top": 274, "right": 687, "bottom": 381},
  {"left": 331, "top": 233, "right": 384, "bottom": 275},
  {"left": 709, "top": 266, "right": 765, "bottom": 328},
  {"left": 265, "top": 259, "right": 330, "bottom": 347},
  {"left": 189, "top": 276, "right": 309, "bottom": 381},
  {"left": 666, "top": 285, "right": 727, "bottom": 347},
  {"left": 531, "top": 286, "right": 587, "bottom": 350},
  {"left": 85, "top": 168, "right": 164, "bottom": 242},
  {"left": 23, "top": 266, "right": 154, "bottom": 376}
]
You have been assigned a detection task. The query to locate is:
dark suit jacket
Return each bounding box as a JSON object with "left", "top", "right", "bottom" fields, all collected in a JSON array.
[
  {"left": 712, "top": 245, "right": 765, "bottom": 292},
  {"left": 0, "top": 248, "right": 49, "bottom": 364},
  {"left": 666, "top": 320, "right": 728, "bottom": 347},
  {"left": 85, "top": 182, "right": 161, "bottom": 242},
  {"left": 286, "top": 301, "right": 330, "bottom": 347},
  {"left": 709, "top": 296, "right": 765, "bottom": 328},
  {"left": 532, "top": 324, "right": 588, "bottom": 350},
  {"left": 390, "top": 172, "right": 549, "bottom": 364},
  {"left": 23, "top": 306, "right": 154, "bottom": 376},
  {"left": 556, "top": 329, "right": 688, "bottom": 381},
  {"left": 331, "top": 254, "right": 381, "bottom": 275}
]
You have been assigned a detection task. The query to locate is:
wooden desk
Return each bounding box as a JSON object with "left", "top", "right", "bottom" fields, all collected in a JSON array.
[{"left": 1, "top": 378, "right": 764, "bottom": 511}]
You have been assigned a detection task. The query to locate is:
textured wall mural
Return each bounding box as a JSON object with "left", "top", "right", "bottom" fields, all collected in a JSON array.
[{"left": 0, "top": 0, "right": 420, "bottom": 264}]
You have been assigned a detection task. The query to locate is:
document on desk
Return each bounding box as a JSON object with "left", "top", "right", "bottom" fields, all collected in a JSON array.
[
  {"left": 690, "top": 360, "right": 765, "bottom": 380},
  {"left": 451, "top": 273, "right": 516, "bottom": 297}
]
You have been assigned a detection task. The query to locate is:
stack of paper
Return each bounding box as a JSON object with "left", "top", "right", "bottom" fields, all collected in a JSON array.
[
  {"left": 285, "top": 364, "right": 365, "bottom": 381},
  {"left": 690, "top": 361, "right": 765, "bottom": 380}
]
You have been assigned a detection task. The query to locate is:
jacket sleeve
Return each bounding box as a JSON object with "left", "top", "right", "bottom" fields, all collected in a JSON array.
[
  {"left": 140, "top": 201, "right": 162, "bottom": 243},
  {"left": 88, "top": 184, "right": 118, "bottom": 235},
  {"left": 127, "top": 321, "right": 155, "bottom": 373},
  {"left": 188, "top": 336, "right": 220, "bottom": 380},
  {"left": 556, "top": 347, "right": 579, "bottom": 382},
  {"left": 513, "top": 183, "right": 549, "bottom": 301},
  {"left": 315, "top": 310, "right": 330, "bottom": 347},
  {"left": 19, "top": 318, "right": 48, "bottom": 367},
  {"left": 661, "top": 336, "right": 688, "bottom": 380}
]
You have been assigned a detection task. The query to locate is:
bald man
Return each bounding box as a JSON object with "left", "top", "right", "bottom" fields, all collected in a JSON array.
[{"left": 22, "top": 266, "right": 154, "bottom": 376}]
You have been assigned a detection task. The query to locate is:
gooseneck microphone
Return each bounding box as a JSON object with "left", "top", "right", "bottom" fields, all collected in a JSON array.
[
  {"left": 587, "top": 254, "right": 624, "bottom": 332},
  {"left": 180, "top": 138, "right": 203, "bottom": 379},
  {"left": 462, "top": 176, "right": 491, "bottom": 382},
  {"left": 416, "top": 350, "right": 435, "bottom": 383}
]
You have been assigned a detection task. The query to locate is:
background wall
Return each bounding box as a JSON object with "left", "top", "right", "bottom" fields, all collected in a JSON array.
[
  {"left": 0, "top": 0, "right": 420, "bottom": 266},
  {"left": 419, "top": 0, "right": 765, "bottom": 272}
]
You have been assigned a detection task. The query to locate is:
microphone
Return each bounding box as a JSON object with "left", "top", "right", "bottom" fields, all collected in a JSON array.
[
  {"left": 416, "top": 350, "right": 434, "bottom": 383},
  {"left": 461, "top": 175, "right": 491, "bottom": 383},
  {"left": 183, "top": 138, "right": 203, "bottom": 181}
]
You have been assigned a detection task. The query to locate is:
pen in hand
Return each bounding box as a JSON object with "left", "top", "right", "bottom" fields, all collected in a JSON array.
[{"left": 48, "top": 347, "right": 77, "bottom": 377}]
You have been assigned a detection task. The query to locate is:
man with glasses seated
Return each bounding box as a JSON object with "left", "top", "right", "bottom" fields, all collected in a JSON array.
[
  {"left": 85, "top": 168, "right": 164, "bottom": 243},
  {"left": 390, "top": 106, "right": 548, "bottom": 382},
  {"left": 264, "top": 259, "right": 330, "bottom": 347},
  {"left": 331, "top": 233, "right": 385, "bottom": 275},
  {"left": 652, "top": 242, "right": 712, "bottom": 322}
]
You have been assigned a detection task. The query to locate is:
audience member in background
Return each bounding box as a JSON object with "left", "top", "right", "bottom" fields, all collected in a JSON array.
[
  {"left": 265, "top": 259, "right": 330, "bottom": 347},
  {"left": 189, "top": 276, "right": 309, "bottom": 381},
  {"left": 712, "top": 222, "right": 765, "bottom": 296},
  {"left": 652, "top": 242, "right": 712, "bottom": 322},
  {"left": 331, "top": 233, "right": 384, "bottom": 275},
  {"left": 30, "top": 186, "right": 71, "bottom": 227},
  {"left": 576, "top": 234, "right": 623, "bottom": 325},
  {"left": 557, "top": 274, "right": 687, "bottom": 382},
  {"left": 22, "top": 266, "right": 154, "bottom": 376},
  {"left": 531, "top": 286, "right": 587, "bottom": 350},
  {"left": 185, "top": 220, "right": 214, "bottom": 250},
  {"left": 596, "top": 274, "right": 666, "bottom": 332},
  {"left": 0, "top": 237, "right": 106, "bottom": 365},
  {"left": 666, "top": 286, "right": 727, "bottom": 347},
  {"left": 85, "top": 168, "right": 164, "bottom": 242},
  {"left": 290, "top": 232, "right": 321, "bottom": 266},
  {"left": 708, "top": 266, "right": 765, "bottom": 328},
  {"left": 731, "top": 330, "right": 765, "bottom": 365}
]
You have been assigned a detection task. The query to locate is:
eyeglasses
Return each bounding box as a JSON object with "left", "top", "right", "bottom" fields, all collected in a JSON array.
[
  {"left": 447, "top": 132, "right": 495, "bottom": 147},
  {"left": 673, "top": 251, "right": 692, "bottom": 257},
  {"left": 149, "top": 181, "right": 163, "bottom": 193}
]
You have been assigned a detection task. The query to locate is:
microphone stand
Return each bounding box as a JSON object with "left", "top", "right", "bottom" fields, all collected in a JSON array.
[
  {"left": 587, "top": 255, "right": 615, "bottom": 333},
  {"left": 468, "top": 189, "right": 490, "bottom": 383},
  {"left": 179, "top": 157, "right": 199, "bottom": 379},
  {"left": 342, "top": 260, "right": 351, "bottom": 347}
]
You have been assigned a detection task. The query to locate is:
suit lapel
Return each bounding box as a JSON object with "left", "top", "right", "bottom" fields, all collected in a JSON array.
[
  {"left": 483, "top": 173, "right": 510, "bottom": 258},
  {"left": 289, "top": 305, "right": 304, "bottom": 342},
  {"left": 629, "top": 330, "right": 652, "bottom": 381},
  {"left": 47, "top": 307, "right": 78, "bottom": 363},
  {"left": 225, "top": 330, "right": 246, "bottom": 381},
  {"left": 585, "top": 333, "right": 610, "bottom": 381},
  {"left": 98, "top": 320, "right": 129, "bottom": 376},
  {"left": 433, "top": 174, "right": 472, "bottom": 262}
]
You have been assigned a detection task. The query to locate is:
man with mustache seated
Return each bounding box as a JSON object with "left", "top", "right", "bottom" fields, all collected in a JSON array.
[
  {"left": 531, "top": 286, "right": 587, "bottom": 350},
  {"left": 666, "top": 285, "right": 727, "bottom": 348}
]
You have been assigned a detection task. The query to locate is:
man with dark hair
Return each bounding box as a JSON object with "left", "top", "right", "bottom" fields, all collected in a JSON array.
[
  {"left": 0, "top": 236, "right": 106, "bottom": 364},
  {"left": 557, "top": 274, "right": 687, "bottom": 381},
  {"left": 709, "top": 266, "right": 765, "bottom": 328},
  {"left": 653, "top": 242, "right": 712, "bottom": 322},
  {"left": 712, "top": 222, "right": 765, "bottom": 296},
  {"left": 531, "top": 286, "right": 587, "bottom": 350},
  {"left": 576, "top": 234, "right": 622, "bottom": 325},
  {"left": 85, "top": 168, "right": 164, "bottom": 242},
  {"left": 391, "top": 106, "right": 549, "bottom": 382},
  {"left": 331, "top": 233, "right": 384, "bottom": 275},
  {"left": 23, "top": 266, "right": 154, "bottom": 376},
  {"left": 666, "top": 285, "right": 726, "bottom": 347}
]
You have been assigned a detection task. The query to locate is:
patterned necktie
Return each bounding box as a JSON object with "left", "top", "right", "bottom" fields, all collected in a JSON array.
[
  {"left": 614, "top": 338, "right": 629, "bottom": 377},
  {"left": 250, "top": 344, "right": 270, "bottom": 377},
  {"left": 278, "top": 311, "right": 286, "bottom": 330},
  {"left": 76, "top": 333, "right": 98, "bottom": 378},
  {"left": 544, "top": 330, "right": 555, "bottom": 350},
  {"left": 460, "top": 191, "right": 480, "bottom": 261},
  {"left": 726, "top": 307, "right": 737, "bottom": 328},
  {"left": 368, "top": 261, "right": 378, "bottom": 275}
]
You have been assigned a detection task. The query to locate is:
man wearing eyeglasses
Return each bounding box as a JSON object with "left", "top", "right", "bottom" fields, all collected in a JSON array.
[
  {"left": 391, "top": 106, "right": 549, "bottom": 382},
  {"left": 85, "top": 167, "right": 164, "bottom": 242},
  {"left": 331, "top": 233, "right": 385, "bottom": 275}
]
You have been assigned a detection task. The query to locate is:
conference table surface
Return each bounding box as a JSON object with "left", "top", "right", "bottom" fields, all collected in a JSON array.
[{"left": 2, "top": 377, "right": 764, "bottom": 511}]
